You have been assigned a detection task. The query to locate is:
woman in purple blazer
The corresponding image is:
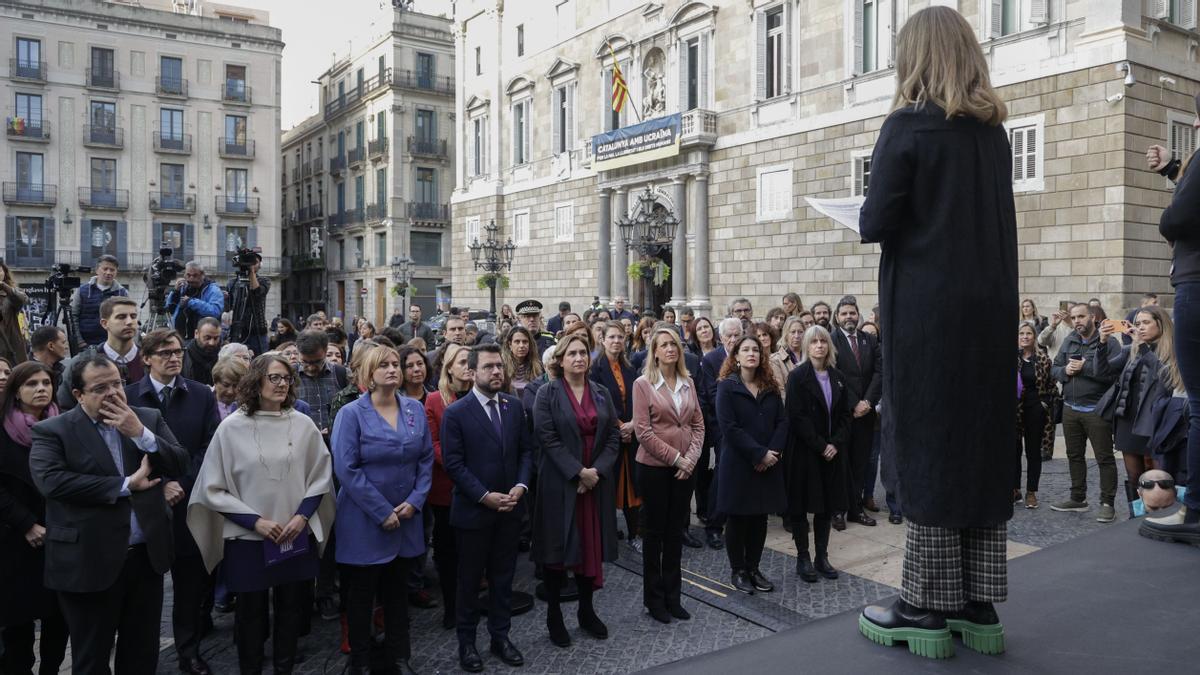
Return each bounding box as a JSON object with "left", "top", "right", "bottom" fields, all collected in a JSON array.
[{"left": 331, "top": 344, "right": 433, "bottom": 675}]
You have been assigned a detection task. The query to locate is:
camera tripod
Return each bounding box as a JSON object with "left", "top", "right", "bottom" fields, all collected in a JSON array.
[
  {"left": 141, "top": 291, "right": 174, "bottom": 334},
  {"left": 44, "top": 287, "right": 84, "bottom": 357},
  {"left": 227, "top": 274, "right": 252, "bottom": 344}
]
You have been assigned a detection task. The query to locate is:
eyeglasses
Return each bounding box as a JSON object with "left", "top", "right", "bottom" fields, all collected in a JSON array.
[
  {"left": 1139, "top": 478, "right": 1175, "bottom": 491},
  {"left": 84, "top": 381, "right": 124, "bottom": 395},
  {"left": 266, "top": 373, "right": 294, "bottom": 386},
  {"left": 151, "top": 348, "right": 184, "bottom": 359}
]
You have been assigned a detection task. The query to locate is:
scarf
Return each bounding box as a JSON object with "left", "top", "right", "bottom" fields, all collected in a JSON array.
[{"left": 3, "top": 403, "right": 58, "bottom": 447}]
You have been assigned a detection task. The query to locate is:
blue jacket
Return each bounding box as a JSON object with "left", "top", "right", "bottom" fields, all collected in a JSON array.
[
  {"left": 331, "top": 393, "right": 433, "bottom": 564},
  {"left": 440, "top": 390, "right": 534, "bottom": 530},
  {"left": 72, "top": 278, "right": 128, "bottom": 346},
  {"left": 166, "top": 279, "right": 224, "bottom": 338}
]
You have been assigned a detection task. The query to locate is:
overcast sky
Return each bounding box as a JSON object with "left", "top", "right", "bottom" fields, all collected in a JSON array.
[{"left": 229, "top": 0, "right": 453, "bottom": 129}]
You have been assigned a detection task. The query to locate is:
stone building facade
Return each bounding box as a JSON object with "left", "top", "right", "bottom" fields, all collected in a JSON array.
[
  {"left": 281, "top": 5, "right": 455, "bottom": 326},
  {"left": 1, "top": 0, "right": 283, "bottom": 320},
  {"left": 450, "top": 0, "right": 1199, "bottom": 320}
]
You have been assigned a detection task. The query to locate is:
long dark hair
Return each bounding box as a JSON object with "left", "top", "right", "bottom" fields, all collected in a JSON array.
[
  {"left": 236, "top": 354, "right": 297, "bottom": 415},
  {"left": 0, "top": 361, "right": 55, "bottom": 422},
  {"left": 718, "top": 336, "right": 779, "bottom": 394}
]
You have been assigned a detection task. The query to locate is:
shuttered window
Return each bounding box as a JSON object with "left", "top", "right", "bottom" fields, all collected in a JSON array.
[
  {"left": 554, "top": 204, "right": 574, "bottom": 243},
  {"left": 465, "top": 216, "right": 480, "bottom": 251},
  {"left": 757, "top": 164, "right": 793, "bottom": 222},
  {"left": 552, "top": 83, "right": 575, "bottom": 154},
  {"left": 1007, "top": 115, "right": 1045, "bottom": 192},
  {"left": 851, "top": 154, "right": 872, "bottom": 198},
  {"left": 1169, "top": 114, "right": 1197, "bottom": 163},
  {"left": 512, "top": 99, "right": 531, "bottom": 166},
  {"left": 513, "top": 208, "right": 530, "bottom": 246}
]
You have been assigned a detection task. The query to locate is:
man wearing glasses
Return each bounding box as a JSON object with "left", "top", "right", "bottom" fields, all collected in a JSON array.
[
  {"left": 29, "top": 353, "right": 188, "bottom": 675},
  {"left": 124, "top": 329, "right": 220, "bottom": 675}
]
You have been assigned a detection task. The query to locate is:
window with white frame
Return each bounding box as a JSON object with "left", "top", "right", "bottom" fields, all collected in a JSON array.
[
  {"left": 851, "top": 152, "right": 872, "bottom": 197},
  {"left": 850, "top": 0, "right": 896, "bottom": 76},
  {"left": 757, "top": 6, "right": 789, "bottom": 100},
  {"left": 512, "top": 208, "right": 530, "bottom": 246},
  {"left": 862, "top": 0, "right": 877, "bottom": 73},
  {"left": 554, "top": 203, "right": 574, "bottom": 242},
  {"left": 1168, "top": 111, "right": 1197, "bottom": 163},
  {"left": 1006, "top": 114, "right": 1045, "bottom": 192},
  {"left": 756, "top": 164, "right": 793, "bottom": 222},
  {"left": 987, "top": 0, "right": 1050, "bottom": 39},
  {"left": 552, "top": 83, "right": 575, "bottom": 154},
  {"left": 512, "top": 99, "right": 531, "bottom": 166},
  {"left": 1152, "top": 0, "right": 1198, "bottom": 28},
  {"left": 679, "top": 32, "right": 711, "bottom": 111},
  {"left": 464, "top": 216, "right": 481, "bottom": 251},
  {"left": 469, "top": 115, "right": 489, "bottom": 177}
]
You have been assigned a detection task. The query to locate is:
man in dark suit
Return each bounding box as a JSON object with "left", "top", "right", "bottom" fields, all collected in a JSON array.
[
  {"left": 696, "top": 317, "right": 745, "bottom": 550},
  {"left": 125, "top": 329, "right": 221, "bottom": 675},
  {"left": 441, "top": 344, "right": 534, "bottom": 673},
  {"left": 29, "top": 353, "right": 188, "bottom": 675},
  {"left": 831, "top": 298, "right": 881, "bottom": 528}
]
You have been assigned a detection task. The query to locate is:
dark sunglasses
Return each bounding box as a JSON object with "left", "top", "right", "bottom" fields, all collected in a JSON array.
[{"left": 1139, "top": 478, "right": 1175, "bottom": 491}]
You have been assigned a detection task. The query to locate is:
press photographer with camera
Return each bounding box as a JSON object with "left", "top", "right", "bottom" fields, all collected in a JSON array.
[
  {"left": 165, "top": 262, "right": 223, "bottom": 341},
  {"left": 70, "top": 255, "right": 128, "bottom": 348},
  {"left": 225, "top": 249, "right": 271, "bottom": 358}
]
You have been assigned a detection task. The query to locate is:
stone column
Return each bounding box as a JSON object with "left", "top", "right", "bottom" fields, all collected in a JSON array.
[
  {"left": 597, "top": 188, "right": 612, "bottom": 305},
  {"left": 669, "top": 176, "right": 688, "bottom": 308},
  {"left": 689, "top": 172, "right": 711, "bottom": 316},
  {"left": 613, "top": 188, "right": 630, "bottom": 303}
]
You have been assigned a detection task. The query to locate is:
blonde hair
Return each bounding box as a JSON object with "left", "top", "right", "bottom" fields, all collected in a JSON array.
[
  {"left": 799, "top": 325, "right": 839, "bottom": 369},
  {"left": 347, "top": 339, "right": 381, "bottom": 388},
  {"left": 437, "top": 343, "right": 470, "bottom": 404},
  {"left": 893, "top": 6, "right": 1007, "bottom": 126},
  {"left": 779, "top": 316, "right": 806, "bottom": 353},
  {"left": 357, "top": 345, "right": 400, "bottom": 390},
  {"left": 642, "top": 327, "right": 691, "bottom": 384},
  {"left": 1135, "top": 306, "right": 1183, "bottom": 393}
]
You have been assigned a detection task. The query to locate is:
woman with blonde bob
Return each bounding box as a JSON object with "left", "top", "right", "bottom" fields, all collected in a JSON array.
[{"left": 858, "top": 6, "right": 1017, "bottom": 659}]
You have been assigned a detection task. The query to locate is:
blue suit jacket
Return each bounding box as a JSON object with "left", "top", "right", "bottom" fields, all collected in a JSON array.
[{"left": 440, "top": 390, "right": 535, "bottom": 530}]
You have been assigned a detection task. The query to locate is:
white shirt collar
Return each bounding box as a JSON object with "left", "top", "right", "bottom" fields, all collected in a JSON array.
[
  {"left": 150, "top": 375, "right": 178, "bottom": 395},
  {"left": 653, "top": 375, "right": 689, "bottom": 395},
  {"left": 471, "top": 386, "right": 501, "bottom": 409},
  {"left": 103, "top": 342, "right": 138, "bottom": 362}
]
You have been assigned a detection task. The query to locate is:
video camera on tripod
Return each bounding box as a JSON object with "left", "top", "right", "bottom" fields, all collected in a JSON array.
[
  {"left": 44, "top": 263, "right": 90, "bottom": 356},
  {"left": 142, "top": 246, "right": 186, "bottom": 332},
  {"left": 229, "top": 246, "right": 259, "bottom": 279},
  {"left": 226, "top": 247, "right": 262, "bottom": 343}
]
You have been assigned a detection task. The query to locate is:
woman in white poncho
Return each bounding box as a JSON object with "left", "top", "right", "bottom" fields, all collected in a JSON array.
[{"left": 187, "top": 353, "right": 335, "bottom": 675}]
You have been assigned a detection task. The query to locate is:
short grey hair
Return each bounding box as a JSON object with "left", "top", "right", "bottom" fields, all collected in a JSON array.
[
  {"left": 728, "top": 297, "right": 752, "bottom": 314},
  {"left": 185, "top": 260, "right": 205, "bottom": 273},
  {"left": 718, "top": 317, "right": 743, "bottom": 339},
  {"left": 219, "top": 343, "right": 251, "bottom": 360}
]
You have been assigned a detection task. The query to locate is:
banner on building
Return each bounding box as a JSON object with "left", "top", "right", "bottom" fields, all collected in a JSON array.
[{"left": 591, "top": 113, "right": 681, "bottom": 171}]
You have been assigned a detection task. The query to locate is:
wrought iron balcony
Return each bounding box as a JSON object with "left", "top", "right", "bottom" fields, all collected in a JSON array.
[
  {"left": 345, "top": 207, "right": 365, "bottom": 225},
  {"left": 156, "top": 76, "right": 188, "bottom": 98},
  {"left": 369, "top": 137, "right": 389, "bottom": 160},
  {"left": 153, "top": 132, "right": 192, "bottom": 154},
  {"left": 406, "top": 201, "right": 449, "bottom": 223},
  {"left": 301, "top": 161, "right": 313, "bottom": 178},
  {"left": 78, "top": 187, "right": 129, "bottom": 210},
  {"left": 10, "top": 58, "right": 46, "bottom": 82},
  {"left": 347, "top": 146, "right": 366, "bottom": 166},
  {"left": 367, "top": 203, "right": 387, "bottom": 222},
  {"left": 223, "top": 82, "right": 251, "bottom": 104},
  {"left": 299, "top": 204, "right": 324, "bottom": 222},
  {"left": 86, "top": 68, "right": 119, "bottom": 91},
  {"left": 292, "top": 254, "right": 325, "bottom": 271},
  {"left": 310, "top": 156, "right": 325, "bottom": 174},
  {"left": 149, "top": 191, "right": 196, "bottom": 213},
  {"left": 407, "top": 136, "right": 447, "bottom": 159},
  {"left": 329, "top": 155, "right": 346, "bottom": 175},
  {"left": 219, "top": 138, "right": 255, "bottom": 159},
  {"left": 2, "top": 182, "right": 57, "bottom": 206},
  {"left": 323, "top": 69, "right": 391, "bottom": 120},
  {"left": 6, "top": 118, "right": 50, "bottom": 142},
  {"left": 83, "top": 125, "right": 124, "bottom": 149},
  {"left": 291, "top": 167, "right": 301, "bottom": 182},
  {"left": 214, "top": 195, "right": 260, "bottom": 217},
  {"left": 393, "top": 70, "right": 453, "bottom": 96}
]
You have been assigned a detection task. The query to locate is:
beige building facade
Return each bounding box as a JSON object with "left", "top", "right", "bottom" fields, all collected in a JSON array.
[
  {"left": 450, "top": 0, "right": 1199, "bottom": 320},
  {"left": 281, "top": 6, "right": 455, "bottom": 327},
  {"left": 1, "top": 0, "right": 283, "bottom": 318}
]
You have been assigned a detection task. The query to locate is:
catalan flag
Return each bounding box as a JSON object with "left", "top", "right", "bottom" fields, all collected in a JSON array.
[{"left": 609, "top": 43, "right": 628, "bottom": 114}]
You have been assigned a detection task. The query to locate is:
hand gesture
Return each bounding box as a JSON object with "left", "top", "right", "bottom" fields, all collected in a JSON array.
[
  {"left": 395, "top": 502, "right": 416, "bottom": 520},
  {"left": 853, "top": 401, "right": 871, "bottom": 418},
  {"left": 762, "top": 450, "right": 781, "bottom": 468},
  {"left": 578, "top": 467, "right": 600, "bottom": 490},
  {"left": 1147, "top": 144, "right": 1169, "bottom": 172},
  {"left": 507, "top": 485, "right": 526, "bottom": 504},
  {"left": 128, "top": 455, "right": 161, "bottom": 492},
  {"left": 100, "top": 398, "right": 146, "bottom": 439},
  {"left": 1050, "top": 310, "right": 1067, "bottom": 328},
  {"left": 163, "top": 480, "right": 185, "bottom": 506},
  {"left": 1065, "top": 358, "right": 1084, "bottom": 377},
  {"left": 254, "top": 517, "right": 283, "bottom": 543},
  {"left": 822, "top": 444, "right": 838, "bottom": 461},
  {"left": 279, "top": 514, "right": 308, "bottom": 544},
  {"left": 619, "top": 421, "right": 635, "bottom": 443},
  {"left": 1098, "top": 320, "right": 1116, "bottom": 341},
  {"left": 24, "top": 523, "right": 46, "bottom": 548},
  {"left": 482, "top": 492, "right": 510, "bottom": 512},
  {"left": 382, "top": 512, "right": 401, "bottom": 530}
]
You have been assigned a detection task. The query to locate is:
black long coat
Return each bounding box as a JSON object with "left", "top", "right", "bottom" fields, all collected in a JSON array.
[
  {"left": 714, "top": 376, "right": 788, "bottom": 515},
  {"left": 784, "top": 362, "right": 852, "bottom": 516},
  {"left": 531, "top": 379, "right": 621, "bottom": 567},
  {"left": 0, "top": 427, "right": 57, "bottom": 625},
  {"left": 860, "top": 103, "right": 1018, "bottom": 528}
]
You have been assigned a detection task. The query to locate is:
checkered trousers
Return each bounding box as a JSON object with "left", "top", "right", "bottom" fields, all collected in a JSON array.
[{"left": 900, "top": 522, "right": 1007, "bottom": 612}]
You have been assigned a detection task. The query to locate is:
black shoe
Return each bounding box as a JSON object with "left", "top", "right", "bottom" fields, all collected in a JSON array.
[
  {"left": 647, "top": 606, "right": 672, "bottom": 624},
  {"left": 888, "top": 513, "right": 903, "bottom": 525},
  {"left": 796, "top": 553, "right": 818, "bottom": 582},
  {"left": 706, "top": 531, "right": 725, "bottom": 550},
  {"left": 316, "top": 596, "right": 339, "bottom": 621},
  {"left": 863, "top": 498, "right": 880, "bottom": 513},
  {"left": 859, "top": 599, "right": 953, "bottom": 659},
  {"left": 458, "top": 643, "right": 484, "bottom": 673},
  {"left": 943, "top": 601, "right": 1006, "bottom": 655},
  {"left": 546, "top": 606, "right": 571, "bottom": 648},
  {"left": 814, "top": 555, "right": 839, "bottom": 580},
  {"left": 667, "top": 603, "right": 691, "bottom": 621},
  {"left": 518, "top": 538, "right": 531, "bottom": 553},
  {"left": 178, "top": 657, "right": 211, "bottom": 675},
  {"left": 441, "top": 612, "right": 456, "bottom": 630},
  {"left": 578, "top": 607, "right": 609, "bottom": 639},
  {"left": 490, "top": 638, "right": 524, "bottom": 667},
  {"left": 1139, "top": 507, "right": 1200, "bottom": 545},
  {"left": 831, "top": 513, "right": 847, "bottom": 531},
  {"left": 850, "top": 512, "right": 877, "bottom": 527},
  {"left": 730, "top": 569, "right": 755, "bottom": 594},
  {"left": 408, "top": 589, "right": 438, "bottom": 609},
  {"left": 214, "top": 599, "right": 235, "bottom": 614},
  {"left": 393, "top": 659, "right": 419, "bottom": 675},
  {"left": 749, "top": 568, "right": 774, "bottom": 592},
  {"left": 682, "top": 529, "right": 703, "bottom": 548}
]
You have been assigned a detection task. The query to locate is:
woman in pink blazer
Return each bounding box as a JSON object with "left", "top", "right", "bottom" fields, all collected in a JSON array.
[{"left": 633, "top": 327, "right": 705, "bottom": 625}]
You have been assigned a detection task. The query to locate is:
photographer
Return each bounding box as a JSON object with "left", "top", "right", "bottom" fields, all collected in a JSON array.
[
  {"left": 225, "top": 251, "right": 271, "bottom": 357},
  {"left": 70, "top": 254, "right": 128, "bottom": 347},
  {"left": 165, "top": 262, "right": 223, "bottom": 341}
]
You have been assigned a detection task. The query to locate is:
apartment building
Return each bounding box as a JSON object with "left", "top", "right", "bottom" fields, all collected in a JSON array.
[
  {"left": 1, "top": 0, "right": 283, "bottom": 323},
  {"left": 280, "top": 5, "right": 454, "bottom": 326},
  {"left": 450, "top": 0, "right": 1199, "bottom": 318}
]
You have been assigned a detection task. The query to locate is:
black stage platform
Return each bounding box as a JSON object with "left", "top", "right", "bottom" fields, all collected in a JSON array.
[{"left": 649, "top": 519, "right": 1199, "bottom": 674}]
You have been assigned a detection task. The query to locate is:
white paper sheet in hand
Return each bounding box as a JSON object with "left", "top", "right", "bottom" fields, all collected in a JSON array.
[{"left": 806, "top": 196, "right": 866, "bottom": 235}]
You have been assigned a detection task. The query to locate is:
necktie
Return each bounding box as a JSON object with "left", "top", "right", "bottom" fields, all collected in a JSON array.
[
  {"left": 486, "top": 399, "right": 502, "bottom": 439},
  {"left": 159, "top": 385, "right": 173, "bottom": 413},
  {"left": 849, "top": 333, "right": 862, "bottom": 367}
]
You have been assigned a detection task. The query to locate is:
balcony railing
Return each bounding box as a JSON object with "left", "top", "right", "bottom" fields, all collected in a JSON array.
[
  {"left": 329, "top": 155, "right": 346, "bottom": 174},
  {"left": 368, "top": 137, "right": 389, "bottom": 160},
  {"left": 223, "top": 82, "right": 252, "bottom": 104},
  {"left": 78, "top": 187, "right": 129, "bottom": 210},
  {"left": 310, "top": 156, "right": 325, "bottom": 174},
  {"left": 299, "top": 204, "right": 324, "bottom": 222},
  {"left": 301, "top": 161, "right": 313, "bottom": 178},
  {"left": 3, "top": 225, "right": 58, "bottom": 269},
  {"left": 347, "top": 146, "right": 366, "bottom": 166},
  {"left": 291, "top": 167, "right": 301, "bottom": 182},
  {"left": 323, "top": 69, "right": 391, "bottom": 119},
  {"left": 407, "top": 136, "right": 447, "bottom": 159},
  {"left": 680, "top": 108, "right": 718, "bottom": 147},
  {"left": 406, "top": 201, "right": 449, "bottom": 223},
  {"left": 10, "top": 58, "right": 46, "bottom": 82},
  {"left": 86, "top": 68, "right": 120, "bottom": 90},
  {"left": 6, "top": 118, "right": 50, "bottom": 142},
  {"left": 156, "top": 76, "right": 189, "bottom": 98},
  {"left": 345, "top": 207, "right": 365, "bottom": 225},
  {"left": 149, "top": 191, "right": 196, "bottom": 213},
  {"left": 292, "top": 254, "right": 325, "bottom": 271},
  {"left": 214, "top": 196, "right": 260, "bottom": 216},
  {"left": 393, "top": 70, "right": 453, "bottom": 95},
  {"left": 366, "top": 203, "right": 387, "bottom": 222},
  {"left": 327, "top": 213, "right": 344, "bottom": 231},
  {"left": 219, "top": 138, "right": 255, "bottom": 159},
  {"left": 153, "top": 132, "right": 192, "bottom": 154},
  {"left": 2, "top": 182, "right": 57, "bottom": 206},
  {"left": 83, "top": 125, "right": 124, "bottom": 149}
]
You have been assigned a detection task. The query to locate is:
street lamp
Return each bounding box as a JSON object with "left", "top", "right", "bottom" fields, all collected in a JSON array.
[
  {"left": 468, "top": 219, "right": 516, "bottom": 320},
  {"left": 391, "top": 255, "right": 411, "bottom": 316},
  {"left": 618, "top": 185, "right": 679, "bottom": 312}
]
